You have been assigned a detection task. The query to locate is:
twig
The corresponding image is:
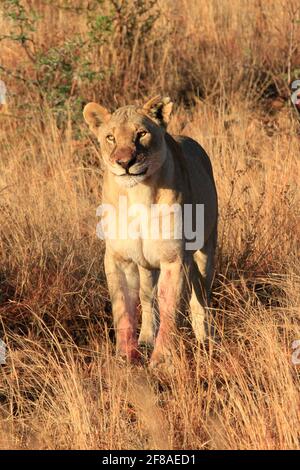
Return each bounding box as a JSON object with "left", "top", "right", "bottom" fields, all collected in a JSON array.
[
  {"left": 0, "top": 112, "right": 32, "bottom": 121},
  {"left": 0, "top": 65, "right": 38, "bottom": 86}
]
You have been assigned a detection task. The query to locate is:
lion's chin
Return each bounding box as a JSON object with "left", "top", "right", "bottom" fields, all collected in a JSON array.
[{"left": 114, "top": 173, "right": 148, "bottom": 188}]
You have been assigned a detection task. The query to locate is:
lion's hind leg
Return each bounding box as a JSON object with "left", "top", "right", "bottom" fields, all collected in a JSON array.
[{"left": 189, "top": 235, "right": 216, "bottom": 342}]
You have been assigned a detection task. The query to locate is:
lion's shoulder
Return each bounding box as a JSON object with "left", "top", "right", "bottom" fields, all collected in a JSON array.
[{"left": 167, "top": 134, "right": 214, "bottom": 182}]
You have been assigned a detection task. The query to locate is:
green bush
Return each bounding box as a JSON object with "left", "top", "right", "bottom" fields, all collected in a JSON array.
[{"left": 0, "top": 0, "right": 160, "bottom": 127}]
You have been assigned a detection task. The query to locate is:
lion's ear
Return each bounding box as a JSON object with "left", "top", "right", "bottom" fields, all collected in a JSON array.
[
  {"left": 142, "top": 95, "right": 173, "bottom": 128},
  {"left": 83, "top": 102, "right": 111, "bottom": 135}
]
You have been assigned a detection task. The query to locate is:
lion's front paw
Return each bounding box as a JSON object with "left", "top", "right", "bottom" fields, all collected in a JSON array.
[{"left": 149, "top": 348, "right": 175, "bottom": 374}]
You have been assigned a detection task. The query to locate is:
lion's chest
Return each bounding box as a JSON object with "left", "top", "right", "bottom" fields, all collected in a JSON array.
[
  {"left": 104, "top": 205, "right": 183, "bottom": 268},
  {"left": 102, "top": 186, "right": 184, "bottom": 268},
  {"left": 106, "top": 237, "right": 182, "bottom": 269}
]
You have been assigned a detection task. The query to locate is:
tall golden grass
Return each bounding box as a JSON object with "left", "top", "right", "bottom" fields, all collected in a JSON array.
[{"left": 0, "top": 0, "right": 300, "bottom": 450}]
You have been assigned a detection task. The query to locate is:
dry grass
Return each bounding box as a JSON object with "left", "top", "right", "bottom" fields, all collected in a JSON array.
[{"left": 0, "top": 0, "right": 300, "bottom": 450}]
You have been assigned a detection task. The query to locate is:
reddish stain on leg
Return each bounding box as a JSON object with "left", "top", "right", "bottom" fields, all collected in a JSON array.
[
  {"left": 117, "top": 312, "right": 139, "bottom": 362},
  {"left": 151, "top": 271, "right": 176, "bottom": 363}
]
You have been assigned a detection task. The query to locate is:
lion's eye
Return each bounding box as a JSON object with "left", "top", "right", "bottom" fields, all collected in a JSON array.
[
  {"left": 106, "top": 134, "right": 115, "bottom": 143},
  {"left": 137, "top": 130, "right": 148, "bottom": 139}
]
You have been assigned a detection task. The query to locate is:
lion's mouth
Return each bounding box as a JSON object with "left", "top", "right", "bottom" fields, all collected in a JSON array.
[
  {"left": 129, "top": 167, "right": 148, "bottom": 176},
  {"left": 120, "top": 167, "right": 148, "bottom": 177}
]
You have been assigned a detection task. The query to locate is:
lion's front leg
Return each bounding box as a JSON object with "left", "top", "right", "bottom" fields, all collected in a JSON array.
[
  {"left": 138, "top": 266, "right": 159, "bottom": 349},
  {"left": 150, "top": 260, "right": 184, "bottom": 369},
  {"left": 104, "top": 251, "right": 140, "bottom": 362}
]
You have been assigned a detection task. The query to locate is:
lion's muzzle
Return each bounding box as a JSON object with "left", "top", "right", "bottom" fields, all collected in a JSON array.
[{"left": 113, "top": 146, "right": 137, "bottom": 170}]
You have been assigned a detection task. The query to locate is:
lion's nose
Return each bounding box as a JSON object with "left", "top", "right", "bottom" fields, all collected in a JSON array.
[
  {"left": 116, "top": 156, "right": 137, "bottom": 169},
  {"left": 114, "top": 147, "right": 137, "bottom": 170}
]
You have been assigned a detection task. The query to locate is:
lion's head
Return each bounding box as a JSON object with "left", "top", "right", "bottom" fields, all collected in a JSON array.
[{"left": 83, "top": 96, "right": 173, "bottom": 187}]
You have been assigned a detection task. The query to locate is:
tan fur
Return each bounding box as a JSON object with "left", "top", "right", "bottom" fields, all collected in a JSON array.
[{"left": 83, "top": 97, "right": 218, "bottom": 368}]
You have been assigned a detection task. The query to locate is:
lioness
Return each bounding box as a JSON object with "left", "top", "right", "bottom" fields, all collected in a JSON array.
[{"left": 83, "top": 96, "right": 218, "bottom": 368}]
